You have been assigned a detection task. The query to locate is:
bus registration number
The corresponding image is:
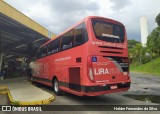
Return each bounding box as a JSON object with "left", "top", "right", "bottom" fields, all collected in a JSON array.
[{"left": 110, "top": 85, "right": 117, "bottom": 89}]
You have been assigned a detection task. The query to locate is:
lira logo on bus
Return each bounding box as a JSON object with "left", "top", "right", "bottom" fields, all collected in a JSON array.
[
  {"left": 94, "top": 68, "right": 120, "bottom": 75},
  {"left": 94, "top": 68, "right": 109, "bottom": 75}
]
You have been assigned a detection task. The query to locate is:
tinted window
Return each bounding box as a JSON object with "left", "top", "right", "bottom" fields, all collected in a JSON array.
[
  {"left": 92, "top": 20, "right": 124, "bottom": 43},
  {"left": 61, "top": 30, "right": 74, "bottom": 50},
  {"left": 37, "top": 46, "right": 47, "bottom": 58},
  {"left": 36, "top": 23, "right": 88, "bottom": 59},
  {"left": 47, "top": 38, "right": 60, "bottom": 55},
  {"left": 74, "top": 23, "right": 88, "bottom": 46},
  {"left": 41, "top": 46, "right": 47, "bottom": 57},
  {"left": 37, "top": 49, "right": 41, "bottom": 58}
]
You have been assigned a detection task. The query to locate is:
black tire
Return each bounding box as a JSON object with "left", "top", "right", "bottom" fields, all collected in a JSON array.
[{"left": 53, "top": 78, "right": 62, "bottom": 95}]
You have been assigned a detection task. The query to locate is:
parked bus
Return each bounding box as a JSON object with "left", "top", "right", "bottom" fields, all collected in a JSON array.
[{"left": 30, "top": 16, "right": 131, "bottom": 96}]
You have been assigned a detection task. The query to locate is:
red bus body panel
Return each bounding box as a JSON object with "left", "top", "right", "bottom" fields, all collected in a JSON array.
[{"left": 31, "top": 16, "right": 131, "bottom": 96}]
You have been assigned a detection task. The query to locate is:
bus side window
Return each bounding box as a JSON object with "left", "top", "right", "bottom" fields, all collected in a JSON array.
[
  {"left": 48, "top": 38, "right": 60, "bottom": 54},
  {"left": 74, "top": 23, "right": 88, "bottom": 46},
  {"left": 48, "top": 42, "right": 54, "bottom": 55},
  {"left": 37, "top": 49, "right": 41, "bottom": 59},
  {"left": 40, "top": 48, "right": 43, "bottom": 58},
  {"left": 40, "top": 46, "right": 47, "bottom": 57},
  {"left": 61, "top": 30, "right": 74, "bottom": 50}
]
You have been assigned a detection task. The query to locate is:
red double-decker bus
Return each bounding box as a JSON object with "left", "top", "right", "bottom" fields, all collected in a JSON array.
[{"left": 30, "top": 16, "right": 131, "bottom": 96}]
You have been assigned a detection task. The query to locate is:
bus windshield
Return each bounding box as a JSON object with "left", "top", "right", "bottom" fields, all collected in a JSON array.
[{"left": 92, "top": 19, "right": 124, "bottom": 43}]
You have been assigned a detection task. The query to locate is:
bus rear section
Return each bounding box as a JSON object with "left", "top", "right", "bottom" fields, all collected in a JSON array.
[
  {"left": 84, "top": 55, "right": 130, "bottom": 96},
  {"left": 80, "top": 17, "right": 131, "bottom": 96}
]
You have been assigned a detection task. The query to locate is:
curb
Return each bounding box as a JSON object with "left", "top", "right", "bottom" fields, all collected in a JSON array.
[
  {"left": 0, "top": 86, "right": 8, "bottom": 95},
  {"left": 0, "top": 86, "right": 55, "bottom": 105}
]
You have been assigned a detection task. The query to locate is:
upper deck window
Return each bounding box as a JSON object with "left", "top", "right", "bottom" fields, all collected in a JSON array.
[{"left": 92, "top": 19, "right": 125, "bottom": 43}]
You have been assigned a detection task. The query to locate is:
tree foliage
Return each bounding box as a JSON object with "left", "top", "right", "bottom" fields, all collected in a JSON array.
[
  {"left": 129, "top": 13, "right": 160, "bottom": 65},
  {"left": 128, "top": 40, "right": 142, "bottom": 63},
  {"left": 147, "top": 27, "right": 160, "bottom": 54},
  {"left": 128, "top": 39, "right": 139, "bottom": 49},
  {"left": 156, "top": 13, "right": 160, "bottom": 26},
  {"left": 147, "top": 13, "right": 160, "bottom": 55}
]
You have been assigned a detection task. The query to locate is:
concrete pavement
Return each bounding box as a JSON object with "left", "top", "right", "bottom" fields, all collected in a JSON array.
[
  {"left": 0, "top": 77, "right": 54, "bottom": 105},
  {"left": 0, "top": 73, "right": 160, "bottom": 114},
  {"left": 125, "top": 72, "right": 160, "bottom": 95},
  {"left": 0, "top": 95, "right": 8, "bottom": 105}
]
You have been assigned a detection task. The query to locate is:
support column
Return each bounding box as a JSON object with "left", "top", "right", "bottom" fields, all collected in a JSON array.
[
  {"left": 0, "top": 53, "right": 4, "bottom": 72},
  {"left": 0, "top": 30, "right": 3, "bottom": 72},
  {"left": 0, "top": 30, "right": 1, "bottom": 51}
]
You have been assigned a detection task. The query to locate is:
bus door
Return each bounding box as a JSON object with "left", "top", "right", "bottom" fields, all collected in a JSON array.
[{"left": 69, "top": 67, "right": 81, "bottom": 92}]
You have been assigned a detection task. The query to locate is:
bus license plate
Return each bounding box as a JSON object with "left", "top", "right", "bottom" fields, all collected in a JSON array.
[{"left": 110, "top": 85, "right": 117, "bottom": 89}]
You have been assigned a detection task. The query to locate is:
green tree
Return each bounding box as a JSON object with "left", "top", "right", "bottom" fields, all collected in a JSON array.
[
  {"left": 156, "top": 13, "right": 160, "bottom": 26},
  {"left": 141, "top": 47, "right": 150, "bottom": 64},
  {"left": 146, "top": 13, "right": 160, "bottom": 56},
  {"left": 134, "top": 43, "right": 142, "bottom": 64},
  {"left": 147, "top": 27, "right": 160, "bottom": 55},
  {"left": 128, "top": 39, "right": 140, "bottom": 63},
  {"left": 129, "top": 48, "right": 137, "bottom": 63},
  {"left": 128, "top": 39, "right": 139, "bottom": 49}
]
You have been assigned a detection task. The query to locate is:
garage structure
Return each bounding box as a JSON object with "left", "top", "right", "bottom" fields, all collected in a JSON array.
[{"left": 0, "top": 1, "right": 56, "bottom": 74}]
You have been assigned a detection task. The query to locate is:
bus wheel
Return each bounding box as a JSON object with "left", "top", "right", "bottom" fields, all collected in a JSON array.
[{"left": 53, "top": 78, "right": 62, "bottom": 95}]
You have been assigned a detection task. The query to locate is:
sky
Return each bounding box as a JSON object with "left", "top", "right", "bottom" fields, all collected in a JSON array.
[{"left": 4, "top": 0, "right": 160, "bottom": 41}]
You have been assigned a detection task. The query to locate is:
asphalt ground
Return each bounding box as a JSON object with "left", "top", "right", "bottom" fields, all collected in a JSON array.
[
  {"left": 0, "top": 72, "right": 160, "bottom": 114},
  {"left": 35, "top": 72, "right": 160, "bottom": 105},
  {"left": 0, "top": 95, "right": 8, "bottom": 105}
]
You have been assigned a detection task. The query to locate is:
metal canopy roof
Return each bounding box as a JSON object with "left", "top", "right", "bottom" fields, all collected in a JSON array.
[
  {"left": 0, "top": 1, "right": 55, "bottom": 57},
  {"left": 0, "top": 13, "right": 49, "bottom": 57}
]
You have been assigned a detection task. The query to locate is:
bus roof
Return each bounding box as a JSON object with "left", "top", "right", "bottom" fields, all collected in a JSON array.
[{"left": 41, "top": 16, "right": 124, "bottom": 47}]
